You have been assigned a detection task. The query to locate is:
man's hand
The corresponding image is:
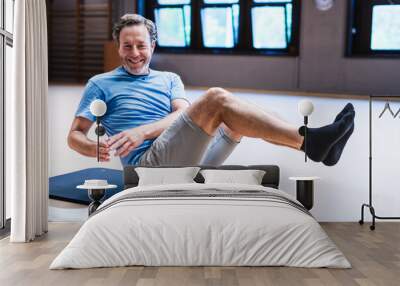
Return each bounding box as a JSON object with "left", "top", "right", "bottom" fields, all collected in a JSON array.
[
  {"left": 68, "top": 116, "right": 112, "bottom": 161},
  {"left": 92, "top": 140, "right": 111, "bottom": 162},
  {"left": 103, "top": 99, "right": 188, "bottom": 158},
  {"left": 106, "top": 128, "right": 146, "bottom": 158}
]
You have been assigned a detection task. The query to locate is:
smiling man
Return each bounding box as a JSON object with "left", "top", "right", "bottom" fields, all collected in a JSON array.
[{"left": 68, "top": 14, "right": 355, "bottom": 167}]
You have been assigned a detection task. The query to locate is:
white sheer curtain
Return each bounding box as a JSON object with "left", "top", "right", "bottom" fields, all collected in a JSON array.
[{"left": 8, "top": 0, "right": 48, "bottom": 242}]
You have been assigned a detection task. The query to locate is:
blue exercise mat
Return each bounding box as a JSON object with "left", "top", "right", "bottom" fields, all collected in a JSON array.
[{"left": 49, "top": 168, "right": 124, "bottom": 205}]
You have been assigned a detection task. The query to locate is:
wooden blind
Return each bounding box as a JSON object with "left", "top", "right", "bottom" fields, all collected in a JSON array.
[{"left": 47, "top": 0, "right": 112, "bottom": 83}]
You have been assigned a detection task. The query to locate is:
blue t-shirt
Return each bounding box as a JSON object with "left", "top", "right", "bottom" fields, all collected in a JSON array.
[{"left": 75, "top": 66, "right": 188, "bottom": 166}]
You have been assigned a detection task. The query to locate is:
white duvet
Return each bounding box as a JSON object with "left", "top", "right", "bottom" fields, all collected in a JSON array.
[{"left": 50, "top": 183, "right": 351, "bottom": 269}]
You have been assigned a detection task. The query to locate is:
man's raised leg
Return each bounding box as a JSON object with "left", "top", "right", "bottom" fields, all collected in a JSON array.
[
  {"left": 187, "top": 87, "right": 303, "bottom": 149},
  {"left": 186, "top": 88, "right": 355, "bottom": 164}
]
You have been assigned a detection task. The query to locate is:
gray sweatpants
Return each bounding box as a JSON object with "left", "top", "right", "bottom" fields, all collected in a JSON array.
[{"left": 138, "top": 112, "right": 239, "bottom": 167}]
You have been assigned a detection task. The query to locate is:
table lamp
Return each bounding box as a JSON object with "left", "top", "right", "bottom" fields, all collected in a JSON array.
[
  {"left": 90, "top": 99, "right": 107, "bottom": 162},
  {"left": 314, "top": 0, "right": 334, "bottom": 11},
  {"left": 298, "top": 100, "right": 314, "bottom": 162}
]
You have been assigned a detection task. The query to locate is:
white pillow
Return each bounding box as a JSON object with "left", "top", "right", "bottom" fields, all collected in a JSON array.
[
  {"left": 135, "top": 167, "right": 200, "bottom": 186},
  {"left": 200, "top": 169, "right": 266, "bottom": 185}
]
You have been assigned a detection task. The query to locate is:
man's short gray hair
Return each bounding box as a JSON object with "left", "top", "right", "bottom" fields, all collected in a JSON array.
[{"left": 112, "top": 14, "right": 157, "bottom": 44}]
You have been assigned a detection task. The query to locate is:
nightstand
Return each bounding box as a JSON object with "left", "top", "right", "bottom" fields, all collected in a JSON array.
[
  {"left": 289, "top": 177, "right": 320, "bottom": 210},
  {"left": 77, "top": 180, "right": 117, "bottom": 215}
]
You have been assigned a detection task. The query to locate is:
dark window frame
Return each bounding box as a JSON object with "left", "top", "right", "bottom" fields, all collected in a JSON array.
[
  {"left": 346, "top": 0, "right": 400, "bottom": 58},
  {"left": 139, "top": 0, "right": 301, "bottom": 56}
]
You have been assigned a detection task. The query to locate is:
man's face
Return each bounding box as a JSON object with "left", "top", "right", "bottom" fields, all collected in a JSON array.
[{"left": 118, "top": 24, "right": 155, "bottom": 75}]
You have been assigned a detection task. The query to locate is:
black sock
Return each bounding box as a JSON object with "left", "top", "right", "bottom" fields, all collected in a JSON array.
[
  {"left": 299, "top": 110, "right": 355, "bottom": 162},
  {"left": 322, "top": 103, "right": 355, "bottom": 166},
  {"left": 323, "top": 124, "right": 354, "bottom": 166},
  {"left": 333, "top": 103, "right": 354, "bottom": 122}
]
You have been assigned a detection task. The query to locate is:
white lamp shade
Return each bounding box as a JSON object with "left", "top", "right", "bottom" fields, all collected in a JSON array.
[
  {"left": 314, "top": 0, "right": 334, "bottom": 11},
  {"left": 298, "top": 100, "right": 314, "bottom": 116},
  {"left": 90, "top": 99, "right": 107, "bottom": 117}
]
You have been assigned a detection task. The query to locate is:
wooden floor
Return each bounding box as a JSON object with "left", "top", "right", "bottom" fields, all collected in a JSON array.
[{"left": 0, "top": 222, "right": 399, "bottom": 286}]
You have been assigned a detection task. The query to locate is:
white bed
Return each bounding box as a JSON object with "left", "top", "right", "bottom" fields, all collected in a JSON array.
[{"left": 50, "top": 182, "right": 351, "bottom": 269}]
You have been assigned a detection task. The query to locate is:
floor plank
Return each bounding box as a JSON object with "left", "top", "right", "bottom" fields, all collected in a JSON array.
[{"left": 0, "top": 222, "right": 399, "bottom": 286}]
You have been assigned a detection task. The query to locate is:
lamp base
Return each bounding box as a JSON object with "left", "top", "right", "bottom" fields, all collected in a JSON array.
[{"left": 87, "top": 188, "right": 106, "bottom": 215}]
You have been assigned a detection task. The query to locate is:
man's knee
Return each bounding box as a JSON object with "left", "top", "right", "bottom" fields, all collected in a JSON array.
[
  {"left": 206, "top": 87, "right": 228, "bottom": 96},
  {"left": 203, "top": 87, "right": 233, "bottom": 109},
  {"left": 186, "top": 87, "right": 234, "bottom": 136}
]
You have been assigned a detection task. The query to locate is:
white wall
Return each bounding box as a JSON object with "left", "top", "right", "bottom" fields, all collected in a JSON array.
[
  {"left": 49, "top": 85, "right": 123, "bottom": 175},
  {"left": 49, "top": 85, "right": 400, "bottom": 222}
]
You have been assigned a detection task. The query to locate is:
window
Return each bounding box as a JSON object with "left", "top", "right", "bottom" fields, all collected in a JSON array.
[
  {"left": 5, "top": 0, "right": 13, "bottom": 33},
  {"left": 371, "top": 5, "right": 400, "bottom": 50},
  {"left": 251, "top": 1, "right": 293, "bottom": 49},
  {"left": 1, "top": 0, "right": 14, "bottom": 231},
  {"left": 201, "top": 0, "right": 239, "bottom": 48},
  {"left": 1, "top": 0, "right": 14, "bottom": 232},
  {"left": 153, "top": 0, "right": 191, "bottom": 47},
  {"left": 141, "top": 0, "right": 300, "bottom": 55},
  {"left": 347, "top": 0, "right": 400, "bottom": 57}
]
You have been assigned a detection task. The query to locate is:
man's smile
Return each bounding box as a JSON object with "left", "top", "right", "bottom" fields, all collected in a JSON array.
[{"left": 128, "top": 58, "right": 144, "bottom": 65}]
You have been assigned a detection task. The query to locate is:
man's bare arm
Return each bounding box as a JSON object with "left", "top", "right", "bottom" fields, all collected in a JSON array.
[
  {"left": 136, "top": 98, "right": 189, "bottom": 139},
  {"left": 67, "top": 116, "right": 110, "bottom": 161},
  {"left": 107, "top": 98, "right": 190, "bottom": 157}
]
